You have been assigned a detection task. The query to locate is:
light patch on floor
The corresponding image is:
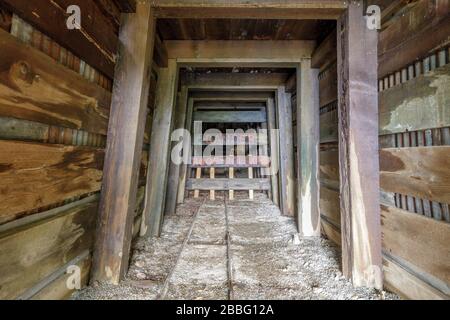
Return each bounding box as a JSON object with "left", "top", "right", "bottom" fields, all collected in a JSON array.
[{"left": 75, "top": 193, "right": 398, "bottom": 300}]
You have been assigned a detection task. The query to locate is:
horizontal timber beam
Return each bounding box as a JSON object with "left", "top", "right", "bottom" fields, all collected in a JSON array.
[
  {"left": 186, "top": 178, "right": 271, "bottom": 190},
  {"left": 193, "top": 110, "right": 266, "bottom": 123},
  {"left": 167, "top": 40, "right": 316, "bottom": 62},
  {"left": 151, "top": 0, "right": 346, "bottom": 19},
  {"left": 181, "top": 72, "right": 290, "bottom": 87}
]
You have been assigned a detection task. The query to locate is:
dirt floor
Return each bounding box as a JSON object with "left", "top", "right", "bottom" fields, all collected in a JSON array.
[{"left": 75, "top": 193, "right": 399, "bottom": 300}]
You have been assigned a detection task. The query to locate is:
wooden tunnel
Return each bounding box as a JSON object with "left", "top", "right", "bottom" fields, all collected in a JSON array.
[{"left": 0, "top": 0, "right": 449, "bottom": 300}]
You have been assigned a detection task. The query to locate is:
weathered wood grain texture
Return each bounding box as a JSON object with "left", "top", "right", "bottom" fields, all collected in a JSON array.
[
  {"left": 297, "top": 60, "right": 320, "bottom": 236},
  {"left": 193, "top": 110, "right": 266, "bottom": 123},
  {"left": 152, "top": 0, "right": 346, "bottom": 19},
  {"left": 312, "top": 29, "right": 337, "bottom": 71},
  {"left": 0, "top": 29, "right": 111, "bottom": 134},
  {"left": 267, "top": 98, "right": 280, "bottom": 206},
  {"left": 320, "top": 186, "right": 341, "bottom": 228},
  {"left": 337, "top": 2, "right": 382, "bottom": 289},
  {"left": 183, "top": 72, "right": 289, "bottom": 87},
  {"left": 383, "top": 255, "right": 449, "bottom": 300},
  {"left": 30, "top": 253, "right": 91, "bottom": 300},
  {"left": 177, "top": 98, "right": 194, "bottom": 204},
  {"left": 0, "top": 140, "right": 103, "bottom": 224},
  {"left": 141, "top": 59, "right": 179, "bottom": 237},
  {"left": 0, "top": 7, "right": 12, "bottom": 31},
  {"left": 91, "top": 2, "right": 156, "bottom": 284},
  {"left": 277, "top": 88, "right": 296, "bottom": 217},
  {"left": 321, "top": 218, "right": 341, "bottom": 247},
  {"left": 380, "top": 146, "right": 450, "bottom": 204},
  {"left": 379, "top": 63, "right": 450, "bottom": 134},
  {"left": 165, "top": 87, "right": 188, "bottom": 215},
  {"left": 0, "top": 0, "right": 117, "bottom": 77},
  {"left": 166, "top": 40, "right": 316, "bottom": 61},
  {"left": 320, "top": 149, "right": 339, "bottom": 183},
  {"left": 381, "top": 204, "right": 450, "bottom": 285},
  {"left": 319, "top": 64, "right": 337, "bottom": 108},
  {"left": 378, "top": 0, "right": 450, "bottom": 78},
  {"left": 186, "top": 178, "right": 271, "bottom": 191},
  {"left": 0, "top": 199, "right": 98, "bottom": 299},
  {"left": 320, "top": 108, "right": 338, "bottom": 143}
]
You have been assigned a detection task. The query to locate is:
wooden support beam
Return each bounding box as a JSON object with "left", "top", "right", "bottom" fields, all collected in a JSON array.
[
  {"left": 91, "top": 2, "right": 155, "bottom": 285},
  {"left": 297, "top": 60, "right": 320, "bottom": 236},
  {"left": 210, "top": 168, "right": 215, "bottom": 200},
  {"left": 141, "top": 59, "right": 179, "bottom": 237},
  {"left": 164, "top": 86, "right": 188, "bottom": 215},
  {"left": 191, "top": 91, "right": 273, "bottom": 102},
  {"left": 166, "top": 40, "right": 316, "bottom": 62},
  {"left": 186, "top": 178, "right": 271, "bottom": 191},
  {"left": 266, "top": 98, "right": 280, "bottom": 206},
  {"left": 194, "top": 168, "right": 201, "bottom": 198},
  {"left": 337, "top": 2, "right": 382, "bottom": 289},
  {"left": 176, "top": 97, "right": 194, "bottom": 204},
  {"left": 193, "top": 110, "right": 266, "bottom": 123},
  {"left": 276, "top": 87, "right": 296, "bottom": 217},
  {"left": 151, "top": 0, "right": 346, "bottom": 19},
  {"left": 229, "top": 167, "right": 234, "bottom": 200},
  {"left": 248, "top": 167, "right": 254, "bottom": 200},
  {"left": 182, "top": 72, "right": 290, "bottom": 87}
]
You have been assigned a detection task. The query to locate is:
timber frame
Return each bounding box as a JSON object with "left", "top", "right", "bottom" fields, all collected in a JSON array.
[{"left": 92, "top": 0, "right": 382, "bottom": 291}]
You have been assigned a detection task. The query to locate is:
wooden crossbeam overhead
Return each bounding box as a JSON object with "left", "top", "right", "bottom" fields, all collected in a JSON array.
[
  {"left": 337, "top": 1, "right": 382, "bottom": 289},
  {"left": 191, "top": 91, "right": 274, "bottom": 101},
  {"left": 186, "top": 178, "right": 271, "bottom": 191},
  {"left": 193, "top": 110, "right": 266, "bottom": 123},
  {"left": 167, "top": 41, "right": 316, "bottom": 64},
  {"left": 151, "top": 0, "right": 347, "bottom": 19},
  {"left": 181, "top": 72, "right": 291, "bottom": 87}
]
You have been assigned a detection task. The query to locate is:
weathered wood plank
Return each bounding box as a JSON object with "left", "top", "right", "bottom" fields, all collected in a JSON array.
[
  {"left": 166, "top": 40, "right": 316, "bottom": 61},
  {"left": 182, "top": 72, "right": 289, "bottom": 87},
  {"left": 381, "top": 204, "right": 450, "bottom": 285},
  {"left": 319, "top": 64, "right": 337, "bottom": 108},
  {"left": 91, "top": 2, "right": 156, "bottom": 284},
  {"left": 266, "top": 98, "right": 279, "bottom": 206},
  {"left": 320, "top": 109, "right": 338, "bottom": 143},
  {"left": 337, "top": 2, "right": 382, "bottom": 289},
  {"left": 379, "top": 63, "right": 450, "bottom": 134},
  {"left": 320, "top": 186, "right": 341, "bottom": 228},
  {"left": 0, "top": 29, "right": 111, "bottom": 134},
  {"left": 152, "top": 0, "right": 346, "bottom": 19},
  {"left": 383, "top": 255, "right": 449, "bottom": 300},
  {"left": 186, "top": 178, "right": 270, "bottom": 191},
  {"left": 177, "top": 98, "right": 194, "bottom": 204},
  {"left": 312, "top": 29, "right": 337, "bottom": 71},
  {"left": 380, "top": 146, "right": 450, "bottom": 204},
  {"left": 320, "top": 148, "right": 339, "bottom": 182},
  {"left": 297, "top": 60, "right": 320, "bottom": 236},
  {"left": 142, "top": 59, "right": 179, "bottom": 237},
  {"left": 193, "top": 110, "right": 266, "bottom": 123},
  {"left": 165, "top": 87, "right": 188, "bottom": 215},
  {"left": 321, "top": 218, "right": 341, "bottom": 247},
  {"left": 0, "top": 199, "right": 98, "bottom": 299},
  {"left": 378, "top": 1, "right": 450, "bottom": 78},
  {"left": 1, "top": 0, "right": 117, "bottom": 77},
  {"left": 277, "top": 88, "right": 296, "bottom": 217},
  {"left": 0, "top": 140, "right": 103, "bottom": 224}
]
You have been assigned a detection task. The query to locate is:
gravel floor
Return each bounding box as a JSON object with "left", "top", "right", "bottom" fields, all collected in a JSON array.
[{"left": 75, "top": 192, "right": 398, "bottom": 300}]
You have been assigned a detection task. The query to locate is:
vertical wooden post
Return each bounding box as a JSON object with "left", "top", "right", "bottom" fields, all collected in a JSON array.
[
  {"left": 177, "top": 98, "right": 194, "bottom": 204},
  {"left": 229, "top": 167, "right": 234, "bottom": 200},
  {"left": 337, "top": 1, "right": 382, "bottom": 289},
  {"left": 165, "top": 86, "right": 188, "bottom": 215},
  {"left": 91, "top": 2, "right": 155, "bottom": 284},
  {"left": 194, "top": 168, "right": 201, "bottom": 198},
  {"left": 276, "top": 87, "right": 295, "bottom": 216},
  {"left": 248, "top": 167, "right": 254, "bottom": 200},
  {"left": 266, "top": 98, "right": 279, "bottom": 206},
  {"left": 297, "top": 60, "right": 320, "bottom": 236},
  {"left": 210, "top": 167, "right": 215, "bottom": 200},
  {"left": 141, "top": 59, "right": 179, "bottom": 237}
]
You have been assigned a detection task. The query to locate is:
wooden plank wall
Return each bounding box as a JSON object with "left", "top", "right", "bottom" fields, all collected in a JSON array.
[
  {"left": 313, "top": 1, "right": 450, "bottom": 299},
  {"left": 0, "top": 2, "right": 155, "bottom": 300}
]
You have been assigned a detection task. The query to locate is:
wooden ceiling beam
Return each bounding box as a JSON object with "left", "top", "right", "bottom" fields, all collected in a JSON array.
[
  {"left": 166, "top": 40, "right": 316, "bottom": 63},
  {"left": 181, "top": 72, "right": 290, "bottom": 87},
  {"left": 150, "top": 0, "right": 346, "bottom": 19}
]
